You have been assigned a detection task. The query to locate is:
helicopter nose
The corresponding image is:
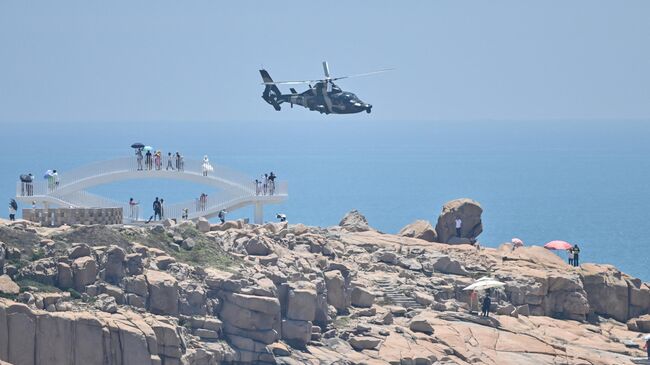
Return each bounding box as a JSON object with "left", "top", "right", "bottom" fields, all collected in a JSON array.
[{"left": 365, "top": 104, "right": 372, "bottom": 113}]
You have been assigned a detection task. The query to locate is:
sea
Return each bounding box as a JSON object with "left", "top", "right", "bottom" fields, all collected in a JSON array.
[{"left": 2, "top": 120, "right": 649, "bottom": 281}]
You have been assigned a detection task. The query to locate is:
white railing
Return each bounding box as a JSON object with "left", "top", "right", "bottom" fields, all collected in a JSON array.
[
  {"left": 15, "top": 156, "right": 288, "bottom": 222},
  {"left": 15, "top": 156, "right": 270, "bottom": 197},
  {"left": 60, "top": 190, "right": 125, "bottom": 209},
  {"left": 159, "top": 190, "right": 243, "bottom": 221}
]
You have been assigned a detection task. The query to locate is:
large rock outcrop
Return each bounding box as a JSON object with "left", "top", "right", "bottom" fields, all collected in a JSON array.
[
  {"left": 0, "top": 216, "right": 648, "bottom": 365},
  {"left": 0, "top": 299, "right": 183, "bottom": 365},
  {"left": 145, "top": 270, "right": 179, "bottom": 315},
  {"left": 339, "top": 210, "right": 372, "bottom": 232},
  {"left": 435, "top": 198, "right": 483, "bottom": 243},
  {"left": 398, "top": 220, "right": 437, "bottom": 242},
  {"left": 581, "top": 263, "right": 650, "bottom": 322}
]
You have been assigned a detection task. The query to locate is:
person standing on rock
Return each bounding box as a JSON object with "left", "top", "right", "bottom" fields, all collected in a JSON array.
[
  {"left": 455, "top": 217, "right": 462, "bottom": 238},
  {"left": 481, "top": 294, "right": 491, "bottom": 317},
  {"left": 572, "top": 244, "right": 580, "bottom": 267},
  {"left": 218, "top": 209, "right": 226, "bottom": 224},
  {"left": 470, "top": 290, "right": 478, "bottom": 313},
  {"left": 160, "top": 198, "right": 165, "bottom": 219},
  {"left": 643, "top": 336, "right": 650, "bottom": 360},
  {"left": 9, "top": 199, "right": 17, "bottom": 221}
]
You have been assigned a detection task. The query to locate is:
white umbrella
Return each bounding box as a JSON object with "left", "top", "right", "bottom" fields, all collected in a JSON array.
[
  {"left": 463, "top": 279, "right": 505, "bottom": 291},
  {"left": 475, "top": 276, "right": 494, "bottom": 282},
  {"left": 644, "top": 334, "right": 650, "bottom": 340}
]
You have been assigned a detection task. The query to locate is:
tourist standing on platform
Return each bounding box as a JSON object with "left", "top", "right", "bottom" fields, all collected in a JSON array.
[
  {"left": 255, "top": 179, "right": 261, "bottom": 195},
  {"left": 9, "top": 199, "right": 17, "bottom": 221},
  {"left": 166, "top": 152, "right": 174, "bottom": 170},
  {"left": 52, "top": 170, "right": 59, "bottom": 189},
  {"left": 455, "top": 217, "right": 462, "bottom": 237},
  {"left": 136, "top": 148, "right": 144, "bottom": 170},
  {"left": 20, "top": 173, "right": 34, "bottom": 196},
  {"left": 178, "top": 154, "right": 184, "bottom": 171},
  {"left": 128, "top": 198, "right": 139, "bottom": 219},
  {"left": 268, "top": 172, "right": 276, "bottom": 195},
  {"left": 46, "top": 170, "right": 55, "bottom": 191},
  {"left": 263, "top": 174, "right": 268, "bottom": 195},
  {"left": 145, "top": 150, "right": 152, "bottom": 170},
  {"left": 199, "top": 193, "right": 207, "bottom": 211},
  {"left": 154, "top": 151, "right": 162, "bottom": 170},
  {"left": 202, "top": 156, "right": 213, "bottom": 176},
  {"left": 175, "top": 152, "right": 181, "bottom": 170},
  {"left": 153, "top": 197, "right": 162, "bottom": 220}
]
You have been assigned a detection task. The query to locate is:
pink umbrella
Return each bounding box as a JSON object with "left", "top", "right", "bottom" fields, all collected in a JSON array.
[
  {"left": 511, "top": 238, "right": 524, "bottom": 247},
  {"left": 544, "top": 240, "right": 572, "bottom": 250}
]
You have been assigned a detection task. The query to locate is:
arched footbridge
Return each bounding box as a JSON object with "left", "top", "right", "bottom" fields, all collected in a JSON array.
[{"left": 15, "top": 157, "right": 287, "bottom": 224}]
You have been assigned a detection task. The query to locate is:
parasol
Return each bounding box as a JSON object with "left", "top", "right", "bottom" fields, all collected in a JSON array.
[
  {"left": 463, "top": 279, "right": 505, "bottom": 291},
  {"left": 131, "top": 143, "right": 144, "bottom": 149},
  {"left": 544, "top": 240, "right": 572, "bottom": 250}
]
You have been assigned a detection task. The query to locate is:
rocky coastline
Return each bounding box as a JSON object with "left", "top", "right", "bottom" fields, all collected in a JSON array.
[{"left": 0, "top": 199, "right": 649, "bottom": 365}]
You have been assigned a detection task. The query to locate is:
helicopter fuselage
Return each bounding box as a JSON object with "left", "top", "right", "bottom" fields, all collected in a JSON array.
[{"left": 278, "top": 82, "right": 372, "bottom": 114}]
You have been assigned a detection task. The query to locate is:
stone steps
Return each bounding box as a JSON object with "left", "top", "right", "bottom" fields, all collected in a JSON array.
[{"left": 374, "top": 279, "right": 425, "bottom": 309}]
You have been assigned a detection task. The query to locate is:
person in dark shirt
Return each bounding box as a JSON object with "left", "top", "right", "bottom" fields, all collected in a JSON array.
[
  {"left": 572, "top": 244, "right": 580, "bottom": 267},
  {"left": 153, "top": 197, "right": 162, "bottom": 221},
  {"left": 481, "top": 294, "right": 492, "bottom": 317}
]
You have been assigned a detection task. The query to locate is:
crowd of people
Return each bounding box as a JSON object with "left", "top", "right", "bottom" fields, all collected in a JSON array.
[
  {"left": 135, "top": 148, "right": 185, "bottom": 172},
  {"left": 255, "top": 172, "right": 277, "bottom": 196},
  {"left": 18, "top": 170, "right": 59, "bottom": 196}
]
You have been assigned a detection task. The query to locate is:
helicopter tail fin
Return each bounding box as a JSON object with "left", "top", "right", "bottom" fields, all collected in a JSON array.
[{"left": 260, "top": 69, "right": 282, "bottom": 111}]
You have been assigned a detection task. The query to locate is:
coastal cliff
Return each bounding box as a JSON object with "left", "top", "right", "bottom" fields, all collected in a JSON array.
[{"left": 0, "top": 205, "right": 649, "bottom": 364}]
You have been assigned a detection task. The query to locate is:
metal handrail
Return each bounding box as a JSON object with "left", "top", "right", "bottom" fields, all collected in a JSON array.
[{"left": 15, "top": 156, "right": 288, "bottom": 223}]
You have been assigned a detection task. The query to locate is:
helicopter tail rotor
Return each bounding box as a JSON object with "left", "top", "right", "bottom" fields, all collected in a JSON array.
[{"left": 259, "top": 69, "right": 283, "bottom": 111}]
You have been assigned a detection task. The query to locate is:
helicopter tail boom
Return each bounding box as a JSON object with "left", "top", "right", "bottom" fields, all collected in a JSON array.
[{"left": 259, "top": 69, "right": 283, "bottom": 111}]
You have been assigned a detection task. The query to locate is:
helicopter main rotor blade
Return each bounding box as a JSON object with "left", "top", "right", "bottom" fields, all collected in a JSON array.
[
  {"left": 323, "top": 61, "right": 331, "bottom": 80},
  {"left": 261, "top": 80, "right": 322, "bottom": 85},
  {"left": 331, "top": 68, "right": 395, "bottom": 81}
]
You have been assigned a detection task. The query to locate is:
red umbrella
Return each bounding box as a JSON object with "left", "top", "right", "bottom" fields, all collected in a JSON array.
[{"left": 544, "top": 240, "right": 572, "bottom": 250}]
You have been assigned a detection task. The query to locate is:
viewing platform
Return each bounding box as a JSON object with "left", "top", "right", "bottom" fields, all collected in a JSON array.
[{"left": 15, "top": 157, "right": 287, "bottom": 224}]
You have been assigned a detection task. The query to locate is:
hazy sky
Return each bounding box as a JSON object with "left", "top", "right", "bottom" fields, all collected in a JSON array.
[{"left": 1, "top": 1, "right": 649, "bottom": 123}]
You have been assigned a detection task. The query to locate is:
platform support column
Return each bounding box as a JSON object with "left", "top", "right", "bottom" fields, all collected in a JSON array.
[{"left": 254, "top": 202, "right": 263, "bottom": 225}]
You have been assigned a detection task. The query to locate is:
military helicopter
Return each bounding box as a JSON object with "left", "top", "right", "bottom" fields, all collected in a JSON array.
[{"left": 259, "top": 62, "right": 392, "bottom": 114}]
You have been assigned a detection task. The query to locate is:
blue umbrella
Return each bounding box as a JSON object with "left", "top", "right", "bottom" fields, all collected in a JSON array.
[{"left": 143, "top": 146, "right": 153, "bottom": 151}]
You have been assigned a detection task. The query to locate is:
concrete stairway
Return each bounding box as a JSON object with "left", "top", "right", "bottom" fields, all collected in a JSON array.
[{"left": 374, "top": 278, "right": 425, "bottom": 310}]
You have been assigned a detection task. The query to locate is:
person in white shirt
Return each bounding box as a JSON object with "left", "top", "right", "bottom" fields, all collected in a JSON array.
[{"left": 455, "top": 217, "right": 462, "bottom": 238}]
